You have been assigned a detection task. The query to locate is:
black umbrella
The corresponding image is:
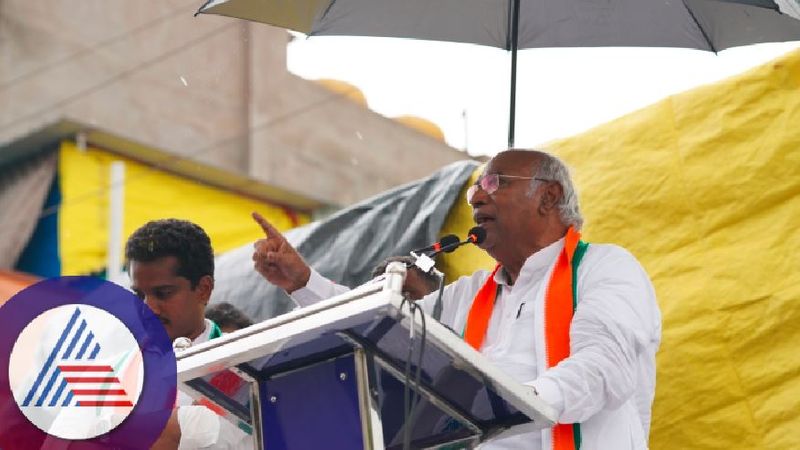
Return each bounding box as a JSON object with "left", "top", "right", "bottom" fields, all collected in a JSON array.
[{"left": 198, "top": 0, "right": 800, "bottom": 147}]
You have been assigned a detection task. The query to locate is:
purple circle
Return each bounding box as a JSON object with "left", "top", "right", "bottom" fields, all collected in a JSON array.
[{"left": 0, "top": 276, "right": 176, "bottom": 449}]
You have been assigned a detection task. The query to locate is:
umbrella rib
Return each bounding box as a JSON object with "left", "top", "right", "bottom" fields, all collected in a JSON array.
[
  {"left": 505, "top": 0, "right": 514, "bottom": 50},
  {"left": 195, "top": 0, "right": 215, "bottom": 17},
  {"left": 319, "top": 0, "right": 336, "bottom": 22},
  {"left": 681, "top": 0, "right": 718, "bottom": 53}
]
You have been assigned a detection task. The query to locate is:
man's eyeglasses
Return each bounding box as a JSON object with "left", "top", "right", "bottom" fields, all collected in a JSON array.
[{"left": 466, "top": 173, "right": 550, "bottom": 202}]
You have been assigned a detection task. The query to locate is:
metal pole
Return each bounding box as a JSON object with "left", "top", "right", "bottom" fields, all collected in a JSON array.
[
  {"left": 353, "top": 348, "right": 385, "bottom": 450},
  {"left": 507, "top": 0, "right": 521, "bottom": 149},
  {"left": 107, "top": 161, "right": 125, "bottom": 284}
]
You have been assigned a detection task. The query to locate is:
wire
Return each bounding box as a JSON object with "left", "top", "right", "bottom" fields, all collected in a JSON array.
[
  {"left": 0, "top": 0, "right": 199, "bottom": 92},
  {"left": 6, "top": 12, "right": 370, "bottom": 221},
  {"left": 413, "top": 302, "right": 427, "bottom": 427},
  {"left": 402, "top": 297, "right": 414, "bottom": 450},
  {"left": 32, "top": 82, "right": 363, "bottom": 221},
  {"left": 0, "top": 22, "right": 237, "bottom": 133},
  {"left": 432, "top": 270, "right": 446, "bottom": 321},
  {"left": 401, "top": 296, "right": 428, "bottom": 450}
]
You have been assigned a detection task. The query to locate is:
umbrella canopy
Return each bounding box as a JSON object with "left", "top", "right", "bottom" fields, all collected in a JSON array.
[{"left": 197, "top": 0, "right": 800, "bottom": 145}]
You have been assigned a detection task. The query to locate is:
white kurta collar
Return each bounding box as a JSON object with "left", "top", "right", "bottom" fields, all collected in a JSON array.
[
  {"left": 190, "top": 318, "right": 214, "bottom": 346},
  {"left": 494, "top": 237, "right": 565, "bottom": 287},
  {"left": 521, "top": 237, "right": 565, "bottom": 279}
]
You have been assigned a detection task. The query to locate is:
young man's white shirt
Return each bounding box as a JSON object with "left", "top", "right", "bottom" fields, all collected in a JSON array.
[{"left": 176, "top": 318, "right": 252, "bottom": 450}]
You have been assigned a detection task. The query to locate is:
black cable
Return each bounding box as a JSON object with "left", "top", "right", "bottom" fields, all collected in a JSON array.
[
  {"left": 9, "top": 16, "right": 367, "bottom": 222},
  {"left": 0, "top": 0, "right": 199, "bottom": 92},
  {"left": 401, "top": 297, "right": 414, "bottom": 450},
  {"left": 401, "top": 298, "right": 428, "bottom": 450},
  {"left": 431, "top": 272, "right": 461, "bottom": 337},
  {"left": 401, "top": 263, "right": 440, "bottom": 448},
  {"left": 432, "top": 271, "right": 446, "bottom": 321},
  {"left": 0, "top": 22, "right": 237, "bottom": 133},
  {"left": 413, "top": 301, "right": 427, "bottom": 414},
  {"left": 32, "top": 82, "right": 364, "bottom": 221}
]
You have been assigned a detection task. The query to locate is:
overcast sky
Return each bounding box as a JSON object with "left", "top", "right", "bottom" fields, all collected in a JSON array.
[{"left": 287, "top": 37, "right": 800, "bottom": 156}]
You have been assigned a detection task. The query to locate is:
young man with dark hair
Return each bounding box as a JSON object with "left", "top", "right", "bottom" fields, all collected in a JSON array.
[
  {"left": 127, "top": 219, "right": 248, "bottom": 450},
  {"left": 126, "top": 219, "right": 218, "bottom": 342}
]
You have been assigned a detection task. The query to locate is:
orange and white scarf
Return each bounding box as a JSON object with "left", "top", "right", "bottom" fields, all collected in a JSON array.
[{"left": 463, "top": 227, "right": 587, "bottom": 450}]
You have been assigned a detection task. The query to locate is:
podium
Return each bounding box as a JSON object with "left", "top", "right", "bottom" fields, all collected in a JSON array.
[{"left": 176, "top": 263, "right": 556, "bottom": 449}]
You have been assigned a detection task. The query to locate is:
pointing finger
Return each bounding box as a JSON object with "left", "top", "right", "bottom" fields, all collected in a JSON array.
[{"left": 252, "top": 212, "right": 283, "bottom": 240}]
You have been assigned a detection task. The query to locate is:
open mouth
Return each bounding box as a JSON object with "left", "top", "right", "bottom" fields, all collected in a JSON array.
[{"left": 473, "top": 213, "right": 495, "bottom": 226}]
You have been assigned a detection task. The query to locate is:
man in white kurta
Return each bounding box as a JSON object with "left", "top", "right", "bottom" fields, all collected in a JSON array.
[{"left": 252, "top": 150, "right": 662, "bottom": 450}]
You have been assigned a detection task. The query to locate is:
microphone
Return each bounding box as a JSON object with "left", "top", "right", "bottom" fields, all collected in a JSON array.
[
  {"left": 410, "top": 236, "right": 458, "bottom": 275},
  {"left": 429, "top": 227, "right": 486, "bottom": 321},
  {"left": 428, "top": 227, "right": 486, "bottom": 257},
  {"left": 466, "top": 226, "right": 486, "bottom": 245},
  {"left": 413, "top": 234, "right": 460, "bottom": 256},
  {"left": 410, "top": 228, "right": 487, "bottom": 275}
]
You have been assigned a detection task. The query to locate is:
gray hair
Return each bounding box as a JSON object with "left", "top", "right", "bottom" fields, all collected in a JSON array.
[{"left": 529, "top": 152, "right": 584, "bottom": 230}]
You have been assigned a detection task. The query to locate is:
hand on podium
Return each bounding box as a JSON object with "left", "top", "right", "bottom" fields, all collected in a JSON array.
[{"left": 251, "top": 212, "right": 311, "bottom": 293}]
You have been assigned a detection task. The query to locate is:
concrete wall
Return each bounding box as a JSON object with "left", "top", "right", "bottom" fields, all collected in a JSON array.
[{"left": 0, "top": 0, "right": 469, "bottom": 207}]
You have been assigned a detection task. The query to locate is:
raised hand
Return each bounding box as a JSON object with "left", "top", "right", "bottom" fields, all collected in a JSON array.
[{"left": 251, "top": 212, "right": 311, "bottom": 293}]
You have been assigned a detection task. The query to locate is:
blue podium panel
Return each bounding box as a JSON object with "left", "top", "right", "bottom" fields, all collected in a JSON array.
[
  {"left": 243, "top": 332, "right": 352, "bottom": 379},
  {"left": 350, "top": 318, "right": 529, "bottom": 428},
  {"left": 347, "top": 318, "right": 530, "bottom": 449},
  {"left": 260, "top": 354, "right": 363, "bottom": 450},
  {"left": 371, "top": 362, "right": 475, "bottom": 449},
  {"left": 234, "top": 316, "right": 529, "bottom": 448},
  {"left": 177, "top": 275, "right": 556, "bottom": 450}
]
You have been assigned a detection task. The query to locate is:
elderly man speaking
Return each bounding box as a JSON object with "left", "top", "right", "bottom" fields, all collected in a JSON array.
[{"left": 252, "top": 150, "right": 662, "bottom": 450}]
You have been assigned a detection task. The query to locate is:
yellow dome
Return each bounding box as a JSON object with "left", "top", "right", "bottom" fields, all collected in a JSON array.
[
  {"left": 314, "top": 79, "right": 368, "bottom": 106},
  {"left": 393, "top": 115, "right": 445, "bottom": 142}
]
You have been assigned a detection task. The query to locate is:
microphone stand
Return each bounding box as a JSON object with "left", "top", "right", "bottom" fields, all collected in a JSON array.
[
  {"left": 410, "top": 237, "right": 464, "bottom": 322},
  {"left": 431, "top": 272, "right": 446, "bottom": 322},
  {"left": 409, "top": 226, "right": 484, "bottom": 322}
]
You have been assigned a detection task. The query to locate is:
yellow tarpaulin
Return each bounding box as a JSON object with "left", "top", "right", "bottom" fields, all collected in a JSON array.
[
  {"left": 439, "top": 49, "right": 800, "bottom": 448},
  {"left": 552, "top": 48, "right": 800, "bottom": 450},
  {"left": 59, "top": 141, "right": 309, "bottom": 275}
]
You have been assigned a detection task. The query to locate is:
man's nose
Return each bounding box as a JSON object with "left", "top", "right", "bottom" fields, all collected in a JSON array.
[
  {"left": 468, "top": 186, "right": 488, "bottom": 208},
  {"left": 143, "top": 296, "right": 160, "bottom": 314}
]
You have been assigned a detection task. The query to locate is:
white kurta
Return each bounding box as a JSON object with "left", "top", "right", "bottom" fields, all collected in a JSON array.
[
  {"left": 292, "top": 238, "right": 662, "bottom": 450},
  {"left": 177, "top": 319, "right": 252, "bottom": 450}
]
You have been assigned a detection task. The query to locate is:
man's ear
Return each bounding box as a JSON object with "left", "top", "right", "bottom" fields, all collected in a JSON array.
[
  {"left": 196, "top": 275, "right": 214, "bottom": 304},
  {"left": 538, "top": 182, "right": 563, "bottom": 215}
]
